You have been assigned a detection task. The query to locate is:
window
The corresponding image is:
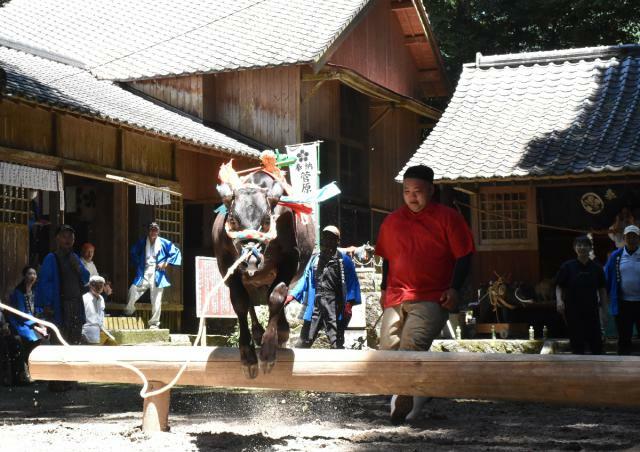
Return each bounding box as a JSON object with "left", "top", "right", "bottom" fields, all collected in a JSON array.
[
  {"left": 472, "top": 187, "right": 537, "bottom": 250},
  {"left": 0, "top": 185, "right": 29, "bottom": 225},
  {"left": 154, "top": 195, "right": 183, "bottom": 248}
]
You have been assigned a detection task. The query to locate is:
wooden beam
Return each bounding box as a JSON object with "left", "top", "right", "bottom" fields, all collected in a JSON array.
[
  {"left": 391, "top": 0, "right": 414, "bottom": 12},
  {"left": 30, "top": 346, "right": 640, "bottom": 408},
  {"left": 0, "top": 145, "right": 181, "bottom": 191},
  {"left": 302, "top": 66, "right": 441, "bottom": 120},
  {"left": 301, "top": 80, "right": 326, "bottom": 105},
  {"left": 404, "top": 35, "right": 428, "bottom": 46},
  {"left": 417, "top": 69, "right": 441, "bottom": 82},
  {"left": 369, "top": 105, "right": 393, "bottom": 131}
]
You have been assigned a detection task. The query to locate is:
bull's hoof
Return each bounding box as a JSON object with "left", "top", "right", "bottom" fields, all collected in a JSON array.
[
  {"left": 242, "top": 363, "right": 259, "bottom": 379},
  {"left": 259, "top": 328, "right": 277, "bottom": 372},
  {"left": 269, "top": 282, "right": 288, "bottom": 307},
  {"left": 258, "top": 358, "right": 275, "bottom": 374},
  {"left": 240, "top": 345, "right": 258, "bottom": 379}
]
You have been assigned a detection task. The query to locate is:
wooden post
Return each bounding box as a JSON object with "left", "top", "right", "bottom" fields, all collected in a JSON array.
[
  {"left": 112, "top": 184, "right": 128, "bottom": 303},
  {"left": 142, "top": 381, "right": 170, "bottom": 432}
]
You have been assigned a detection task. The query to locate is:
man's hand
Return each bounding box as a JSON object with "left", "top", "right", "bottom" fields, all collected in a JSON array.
[
  {"left": 43, "top": 306, "right": 54, "bottom": 319},
  {"left": 379, "top": 290, "right": 386, "bottom": 309},
  {"left": 440, "top": 288, "right": 459, "bottom": 312},
  {"left": 34, "top": 325, "right": 48, "bottom": 337},
  {"left": 158, "top": 262, "right": 169, "bottom": 271},
  {"left": 285, "top": 295, "right": 296, "bottom": 305},
  {"left": 344, "top": 302, "right": 353, "bottom": 316}
]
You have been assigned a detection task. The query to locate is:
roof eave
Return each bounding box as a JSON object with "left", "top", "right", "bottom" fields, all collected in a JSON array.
[
  {"left": 411, "top": 0, "right": 452, "bottom": 95},
  {"left": 306, "top": 63, "right": 441, "bottom": 120}
]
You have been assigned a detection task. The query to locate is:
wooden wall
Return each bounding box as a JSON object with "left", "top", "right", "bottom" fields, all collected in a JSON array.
[
  {"left": 472, "top": 250, "right": 540, "bottom": 288},
  {"left": 204, "top": 66, "right": 300, "bottom": 149},
  {"left": 58, "top": 115, "right": 118, "bottom": 167},
  {"left": 129, "top": 76, "right": 203, "bottom": 119},
  {"left": 177, "top": 150, "right": 227, "bottom": 202},
  {"left": 301, "top": 78, "right": 340, "bottom": 141},
  {"left": 368, "top": 106, "right": 419, "bottom": 212},
  {"left": 329, "top": 0, "right": 421, "bottom": 99},
  {"left": 122, "top": 131, "right": 174, "bottom": 179},
  {"left": 0, "top": 224, "right": 28, "bottom": 300},
  {"left": 0, "top": 101, "right": 52, "bottom": 153}
]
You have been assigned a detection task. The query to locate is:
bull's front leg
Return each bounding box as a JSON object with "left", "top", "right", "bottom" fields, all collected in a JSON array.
[
  {"left": 249, "top": 305, "right": 264, "bottom": 346},
  {"left": 259, "top": 282, "right": 288, "bottom": 374},
  {"left": 229, "top": 280, "right": 259, "bottom": 379}
]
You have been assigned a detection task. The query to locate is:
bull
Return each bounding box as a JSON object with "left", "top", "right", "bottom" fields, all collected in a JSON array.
[{"left": 212, "top": 171, "right": 315, "bottom": 378}]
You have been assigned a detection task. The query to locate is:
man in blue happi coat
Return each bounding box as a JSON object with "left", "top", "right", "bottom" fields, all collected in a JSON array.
[
  {"left": 125, "top": 222, "right": 181, "bottom": 329},
  {"left": 289, "top": 225, "right": 361, "bottom": 349},
  {"left": 36, "top": 224, "right": 90, "bottom": 345}
]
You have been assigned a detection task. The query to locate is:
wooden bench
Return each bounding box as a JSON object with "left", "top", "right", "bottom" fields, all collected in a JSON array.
[{"left": 104, "top": 316, "right": 146, "bottom": 330}]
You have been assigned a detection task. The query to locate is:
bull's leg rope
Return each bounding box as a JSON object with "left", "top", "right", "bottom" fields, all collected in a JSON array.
[{"left": 0, "top": 252, "right": 250, "bottom": 399}]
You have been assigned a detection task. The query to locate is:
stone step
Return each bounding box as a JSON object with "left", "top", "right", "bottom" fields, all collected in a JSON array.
[{"left": 109, "top": 329, "right": 170, "bottom": 345}]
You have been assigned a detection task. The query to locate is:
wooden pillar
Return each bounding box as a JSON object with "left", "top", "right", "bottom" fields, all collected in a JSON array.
[
  {"left": 142, "top": 381, "right": 170, "bottom": 432},
  {"left": 113, "top": 184, "right": 128, "bottom": 302}
]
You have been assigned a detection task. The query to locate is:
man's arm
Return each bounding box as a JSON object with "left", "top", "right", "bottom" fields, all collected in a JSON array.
[
  {"left": 598, "top": 287, "right": 609, "bottom": 313},
  {"left": 440, "top": 252, "right": 473, "bottom": 311},
  {"left": 555, "top": 285, "right": 565, "bottom": 315}
]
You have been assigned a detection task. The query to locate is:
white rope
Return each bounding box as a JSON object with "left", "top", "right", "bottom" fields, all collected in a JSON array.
[{"left": 0, "top": 252, "right": 249, "bottom": 399}]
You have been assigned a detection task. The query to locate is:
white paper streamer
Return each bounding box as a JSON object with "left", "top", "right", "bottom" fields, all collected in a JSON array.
[
  {"left": 135, "top": 185, "right": 171, "bottom": 205},
  {"left": 0, "top": 162, "right": 65, "bottom": 210}
]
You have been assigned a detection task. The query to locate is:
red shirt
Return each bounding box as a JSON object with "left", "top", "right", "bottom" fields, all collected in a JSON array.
[{"left": 375, "top": 203, "right": 475, "bottom": 308}]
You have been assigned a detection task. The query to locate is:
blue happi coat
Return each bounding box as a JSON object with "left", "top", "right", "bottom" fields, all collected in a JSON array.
[
  {"left": 290, "top": 251, "right": 361, "bottom": 322},
  {"left": 130, "top": 236, "right": 182, "bottom": 288},
  {"left": 9, "top": 288, "right": 39, "bottom": 342},
  {"left": 35, "top": 252, "right": 90, "bottom": 326}
]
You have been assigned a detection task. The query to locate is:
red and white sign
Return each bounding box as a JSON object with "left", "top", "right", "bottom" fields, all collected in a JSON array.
[{"left": 195, "top": 256, "right": 235, "bottom": 318}]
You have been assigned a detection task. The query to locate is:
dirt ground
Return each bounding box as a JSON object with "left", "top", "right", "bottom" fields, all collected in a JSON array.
[{"left": 2, "top": 381, "right": 640, "bottom": 452}]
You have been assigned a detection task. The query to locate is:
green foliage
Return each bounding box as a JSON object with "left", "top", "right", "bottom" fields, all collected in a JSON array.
[{"left": 425, "top": 0, "right": 640, "bottom": 80}]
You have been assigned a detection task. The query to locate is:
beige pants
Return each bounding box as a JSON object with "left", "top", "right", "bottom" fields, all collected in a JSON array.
[{"left": 379, "top": 301, "right": 449, "bottom": 351}]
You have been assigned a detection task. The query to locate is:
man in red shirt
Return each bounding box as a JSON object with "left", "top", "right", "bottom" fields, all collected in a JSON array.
[{"left": 375, "top": 165, "right": 475, "bottom": 424}]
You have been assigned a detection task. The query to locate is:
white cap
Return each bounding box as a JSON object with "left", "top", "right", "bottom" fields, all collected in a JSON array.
[
  {"left": 322, "top": 225, "right": 340, "bottom": 239},
  {"left": 623, "top": 225, "right": 640, "bottom": 236},
  {"left": 89, "top": 275, "right": 106, "bottom": 284}
]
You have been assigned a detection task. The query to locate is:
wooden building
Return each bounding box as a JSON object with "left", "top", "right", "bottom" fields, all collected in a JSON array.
[
  {"left": 0, "top": 0, "right": 450, "bottom": 331},
  {"left": 0, "top": 46, "right": 259, "bottom": 330},
  {"left": 400, "top": 45, "right": 640, "bottom": 301}
]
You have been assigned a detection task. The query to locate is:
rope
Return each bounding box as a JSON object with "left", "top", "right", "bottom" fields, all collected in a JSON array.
[
  {"left": 0, "top": 252, "right": 250, "bottom": 399},
  {"left": 453, "top": 200, "right": 609, "bottom": 235}
]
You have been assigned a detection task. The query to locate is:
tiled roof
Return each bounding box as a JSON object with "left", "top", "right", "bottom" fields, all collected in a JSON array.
[
  {"left": 401, "top": 45, "right": 640, "bottom": 182},
  {"left": 0, "top": 46, "right": 260, "bottom": 157},
  {"left": 0, "top": 0, "right": 371, "bottom": 81}
]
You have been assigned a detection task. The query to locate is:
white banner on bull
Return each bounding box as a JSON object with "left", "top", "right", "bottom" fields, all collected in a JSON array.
[{"left": 286, "top": 141, "right": 320, "bottom": 228}]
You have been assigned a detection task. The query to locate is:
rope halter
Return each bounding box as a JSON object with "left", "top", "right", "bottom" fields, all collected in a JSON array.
[{"left": 225, "top": 214, "right": 277, "bottom": 244}]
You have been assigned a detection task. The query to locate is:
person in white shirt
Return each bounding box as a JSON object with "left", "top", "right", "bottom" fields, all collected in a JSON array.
[
  {"left": 81, "top": 275, "right": 106, "bottom": 344},
  {"left": 80, "top": 243, "right": 98, "bottom": 277},
  {"left": 605, "top": 225, "right": 640, "bottom": 355},
  {"left": 81, "top": 243, "right": 113, "bottom": 297}
]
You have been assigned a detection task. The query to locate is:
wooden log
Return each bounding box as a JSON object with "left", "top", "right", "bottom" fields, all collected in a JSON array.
[{"left": 30, "top": 346, "right": 640, "bottom": 408}]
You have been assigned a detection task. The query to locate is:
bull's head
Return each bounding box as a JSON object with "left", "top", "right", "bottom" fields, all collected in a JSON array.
[{"left": 217, "top": 181, "right": 283, "bottom": 276}]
